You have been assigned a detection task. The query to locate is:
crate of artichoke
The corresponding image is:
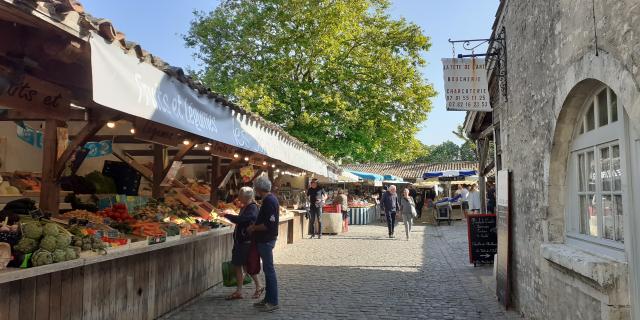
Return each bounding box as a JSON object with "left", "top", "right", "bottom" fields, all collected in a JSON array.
[{"left": 13, "top": 220, "right": 80, "bottom": 267}]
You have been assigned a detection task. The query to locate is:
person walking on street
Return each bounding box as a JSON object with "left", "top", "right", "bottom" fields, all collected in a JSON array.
[
  {"left": 219, "top": 187, "right": 263, "bottom": 300},
  {"left": 381, "top": 185, "right": 400, "bottom": 238},
  {"left": 333, "top": 189, "right": 350, "bottom": 232},
  {"left": 247, "top": 176, "right": 279, "bottom": 312},
  {"left": 307, "top": 179, "right": 326, "bottom": 239},
  {"left": 400, "top": 188, "right": 417, "bottom": 240}
]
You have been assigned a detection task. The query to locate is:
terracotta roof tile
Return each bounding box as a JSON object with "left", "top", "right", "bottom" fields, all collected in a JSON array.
[
  {"left": 342, "top": 162, "right": 481, "bottom": 180},
  {"left": 11, "top": 0, "right": 338, "bottom": 170}
]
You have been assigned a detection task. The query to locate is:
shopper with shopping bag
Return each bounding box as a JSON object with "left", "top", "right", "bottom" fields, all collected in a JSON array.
[{"left": 219, "top": 187, "right": 264, "bottom": 300}]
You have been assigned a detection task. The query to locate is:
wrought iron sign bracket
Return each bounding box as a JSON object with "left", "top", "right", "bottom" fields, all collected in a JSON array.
[{"left": 448, "top": 26, "right": 508, "bottom": 102}]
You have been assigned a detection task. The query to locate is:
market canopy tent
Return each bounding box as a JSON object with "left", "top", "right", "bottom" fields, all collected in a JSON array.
[
  {"left": 422, "top": 170, "right": 478, "bottom": 180},
  {"left": 346, "top": 170, "right": 384, "bottom": 181}
]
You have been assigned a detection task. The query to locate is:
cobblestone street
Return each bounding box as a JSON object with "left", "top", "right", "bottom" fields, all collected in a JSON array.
[{"left": 164, "top": 221, "right": 522, "bottom": 320}]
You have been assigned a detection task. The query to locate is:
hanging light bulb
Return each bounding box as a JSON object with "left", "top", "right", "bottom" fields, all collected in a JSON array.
[
  {"left": 194, "top": 144, "right": 199, "bottom": 148},
  {"left": 271, "top": 164, "right": 276, "bottom": 168},
  {"left": 204, "top": 145, "right": 211, "bottom": 151},
  {"left": 233, "top": 153, "right": 239, "bottom": 159},
  {"left": 207, "top": 142, "right": 212, "bottom": 146},
  {"left": 262, "top": 161, "right": 267, "bottom": 166},
  {"left": 244, "top": 156, "right": 249, "bottom": 162},
  {"left": 275, "top": 169, "right": 280, "bottom": 173},
  {"left": 130, "top": 128, "right": 136, "bottom": 134},
  {"left": 183, "top": 139, "right": 190, "bottom": 145},
  {"left": 107, "top": 121, "right": 116, "bottom": 129}
]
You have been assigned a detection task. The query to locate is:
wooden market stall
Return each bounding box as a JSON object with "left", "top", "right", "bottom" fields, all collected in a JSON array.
[{"left": 0, "top": 1, "right": 337, "bottom": 318}]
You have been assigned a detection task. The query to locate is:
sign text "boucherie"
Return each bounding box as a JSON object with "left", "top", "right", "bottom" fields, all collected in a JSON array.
[{"left": 442, "top": 58, "right": 492, "bottom": 112}]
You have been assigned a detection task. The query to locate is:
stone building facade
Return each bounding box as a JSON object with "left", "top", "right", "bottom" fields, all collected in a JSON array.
[{"left": 465, "top": 1, "right": 640, "bottom": 319}]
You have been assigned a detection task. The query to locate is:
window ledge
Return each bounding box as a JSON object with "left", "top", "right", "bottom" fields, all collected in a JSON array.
[{"left": 541, "top": 243, "right": 627, "bottom": 288}]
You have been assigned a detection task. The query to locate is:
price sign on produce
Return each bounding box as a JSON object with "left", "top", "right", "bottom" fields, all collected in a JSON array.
[{"left": 442, "top": 58, "right": 492, "bottom": 112}]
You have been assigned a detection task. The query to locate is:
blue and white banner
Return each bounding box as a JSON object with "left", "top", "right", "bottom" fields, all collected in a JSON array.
[{"left": 16, "top": 122, "right": 112, "bottom": 158}]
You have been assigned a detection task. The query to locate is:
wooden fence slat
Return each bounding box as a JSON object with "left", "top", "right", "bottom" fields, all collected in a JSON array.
[
  {"left": 59, "top": 269, "right": 73, "bottom": 320},
  {"left": 34, "top": 274, "right": 50, "bottom": 320},
  {"left": 146, "top": 251, "right": 157, "bottom": 320},
  {"left": 70, "top": 267, "right": 84, "bottom": 320},
  {"left": 19, "top": 277, "right": 36, "bottom": 320},
  {"left": 8, "top": 281, "right": 21, "bottom": 320},
  {"left": 0, "top": 283, "right": 9, "bottom": 320},
  {"left": 48, "top": 271, "right": 61, "bottom": 320}
]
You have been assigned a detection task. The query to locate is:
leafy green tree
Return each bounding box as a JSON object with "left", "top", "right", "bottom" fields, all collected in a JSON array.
[
  {"left": 459, "top": 141, "right": 477, "bottom": 161},
  {"left": 185, "top": 0, "right": 436, "bottom": 162},
  {"left": 421, "top": 141, "right": 460, "bottom": 163}
]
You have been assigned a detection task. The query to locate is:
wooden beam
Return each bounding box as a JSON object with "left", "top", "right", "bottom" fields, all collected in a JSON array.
[
  {"left": 54, "top": 120, "right": 104, "bottom": 179},
  {"left": 152, "top": 144, "right": 167, "bottom": 199},
  {"left": 111, "top": 145, "right": 153, "bottom": 182},
  {"left": 0, "top": 108, "right": 86, "bottom": 121},
  {"left": 40, "top": 119, "right": 61, "bottom": 213},
  {"left": 124, "top": 149, "right": 213, "bottom": 157},
  {"left": 161, "top": 143, "right": 196, "bottom": 181},
  {"left": 210, "top": 156, "right": 221, "bottom": 205}
]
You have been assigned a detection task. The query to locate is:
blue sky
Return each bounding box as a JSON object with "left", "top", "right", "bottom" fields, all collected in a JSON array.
[{"left": 82, "top": 0, "right": 498, "bottom": 146}]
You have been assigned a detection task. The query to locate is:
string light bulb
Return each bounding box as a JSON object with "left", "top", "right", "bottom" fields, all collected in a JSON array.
[
  {"left": 262, "top": 161, "right": 267, "bottom": 166},
  {"left": 130, "top": 128, "right": 136, "bottom": 134},
  {"left": 183, "top": 139, "right": 190, "bottom": 145},
  {"left": 194, "top": 144, "right": 199, "bottom": 148},
  {"left": 233, "top": 153, "right": 239, "bottom": 159},
  {"left": 107, "top": 121, "right": 116, "bottom": 129},
  {"left": 204, "top": 145, "right": 211, "bottom": 151},
  {"left": 275, "top": 169, "right": 280, "bottom": 173},
  {"left": 244, "top": 156, "right": 249, "bottom": 162},
  {"left": 271, "top": 164, "right": 276, "bottom": 168}
]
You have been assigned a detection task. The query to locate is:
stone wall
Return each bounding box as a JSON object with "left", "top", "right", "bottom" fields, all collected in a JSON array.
[{"left": 492, "top": 0, "right": 640, "bottom": 319}]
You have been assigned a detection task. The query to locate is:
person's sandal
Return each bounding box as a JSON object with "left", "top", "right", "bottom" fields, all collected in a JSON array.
[
  {"left": 225, "top": 292, "right": 243, "bottom": 300},
  {"left": 252, "top": 287, "right": 265, "bottom": 299}
]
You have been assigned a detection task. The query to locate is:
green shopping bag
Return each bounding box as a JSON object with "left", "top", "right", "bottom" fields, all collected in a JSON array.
[{"left": 222, "top": 261, "right": 252, "bottom": 287}]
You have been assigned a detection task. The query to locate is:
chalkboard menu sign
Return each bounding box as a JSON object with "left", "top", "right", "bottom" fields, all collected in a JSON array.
[{"left": 466, "top": 214, "right": 497, "bottom": 265}]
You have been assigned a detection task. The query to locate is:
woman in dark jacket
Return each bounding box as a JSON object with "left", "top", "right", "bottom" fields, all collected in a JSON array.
[{"left": 220, "top": 186, "right": 263, "bottom": 300}]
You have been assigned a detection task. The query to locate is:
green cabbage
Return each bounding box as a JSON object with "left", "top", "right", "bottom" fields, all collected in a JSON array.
[
  {"left": 14, "top": 237, "right": 38, "bottom": 253},
  {"left": 55, "top": 233, "right": 71, "bottom": 250},
  {"left": 65, "top": 247, "right": 77, "bottom": 260},
  {"left": 32, "top": 249, "right": 53, "bottom": 267},
  {"left": 22, "top": 222, "right": 43, "bottom": 240},
  {"left": 43, "top": 223, "right": 59, "bottom": 237},
  {"left": 39, "top": 235, "right": 57, "bottom": 252},
  {"left": 52, "top": 249, "right": 66, "bottom": 263}
]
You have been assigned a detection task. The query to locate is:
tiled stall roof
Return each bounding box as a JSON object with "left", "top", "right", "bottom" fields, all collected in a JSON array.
[
  {"left": 342, "top": 161, "right": 480, "bottom": 180},
  {"left": 1, "top": 0, "right": 338, "bottom": 170}
]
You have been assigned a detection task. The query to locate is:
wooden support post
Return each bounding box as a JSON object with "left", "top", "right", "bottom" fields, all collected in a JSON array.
[
  {"left": 478, "top": 138, "right": 490, "bottom": 213},
  {"left": 40, "top": 119, "right": 62, "bottom": 213},
  {"left": 54, "top": 120, "right": 105, "bottom": 179},
  {"left": 210, "top": 156, "right": 221, "bottom": 205},
  {"left": 268, "top": 168, "right": 274, "bottom": 182},
  {"left": 152, "top": 144, "right": 167, "bottom": 199},
  {"left": 161, "top": 143, "right": 195, "bottom": 181}
]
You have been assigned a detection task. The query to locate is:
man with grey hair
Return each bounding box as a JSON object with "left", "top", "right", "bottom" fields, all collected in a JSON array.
[
  {"left": 381, "top": 184, "right": 400, "bottom": 238},
  {"left": 247, "top": 175, "right": 279, "bottom": 312}
]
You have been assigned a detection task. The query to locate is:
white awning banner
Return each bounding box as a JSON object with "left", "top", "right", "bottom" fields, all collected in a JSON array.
[{"left": 90, "top": 34, "right": 329, "bottom": 176}]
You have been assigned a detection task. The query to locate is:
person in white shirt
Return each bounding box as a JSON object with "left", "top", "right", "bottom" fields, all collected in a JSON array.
[{"left": 468, "top": 184, "right": 481, "bottom": 214}]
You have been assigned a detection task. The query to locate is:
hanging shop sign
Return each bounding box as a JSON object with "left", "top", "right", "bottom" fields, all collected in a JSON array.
[
  {"left": 442, "top": 58, "right": 491, "bottom": 112},
  {"left": 16, "top": 122, "right": 112, "bottom": 157},
  {"left": 0, "top": 72, "right": 71, "bottom": 120},
  {"left": 496, "top": 170, "right": 511, "bottom": 308},
  {"left": 239, "top": 165, "right": 254, "bottom": 183},
  {"left": 90, "top": 34, "right": 329, "bottom": 177}
]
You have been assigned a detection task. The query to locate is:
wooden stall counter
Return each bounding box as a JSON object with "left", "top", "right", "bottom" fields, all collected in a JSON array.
[{"left": 0, "top": 227, "right": 234, "bottom": 320}]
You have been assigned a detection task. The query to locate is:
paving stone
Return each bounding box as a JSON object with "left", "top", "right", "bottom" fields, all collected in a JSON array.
[{"left": 163, "top": 221, "right": 523, "bottom": 320}]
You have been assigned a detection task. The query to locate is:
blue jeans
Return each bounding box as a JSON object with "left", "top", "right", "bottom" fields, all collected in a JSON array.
[
  {"left": 257, "top": 240, "right": 278, "bottom": 305},
  {"left": 309, "top": 206, "right": 322, "bottom": 236},
  {"left": 385, "top": 211, "right": 397, "bottom": 235}
]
